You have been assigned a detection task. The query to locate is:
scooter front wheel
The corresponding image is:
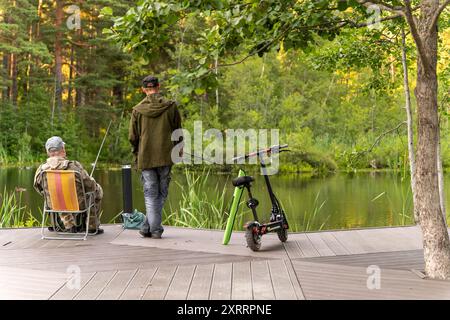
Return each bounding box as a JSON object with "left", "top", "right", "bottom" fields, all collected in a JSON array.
[
  {"left": 245, "top": 222, "right": 261, "bottom": 251},
  {"left": 277, "top": 227, "right": 288, "bottom": 242}
]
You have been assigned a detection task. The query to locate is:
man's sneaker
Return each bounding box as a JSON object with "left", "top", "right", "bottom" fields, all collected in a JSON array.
[
  {"left": 151, "top": 232, "right": 162, "bottom": 239},
  {"left": 88, "top": 228, "right": 104, "bottom": 235},
  {"left": 139, "top": 230, "right": 151, "bottom": 238}
]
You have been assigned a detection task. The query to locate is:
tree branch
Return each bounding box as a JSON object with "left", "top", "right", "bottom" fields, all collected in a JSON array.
[
  {"left": 365, "top": 122, "right": 407, "bottom": 154},
  {"left": 352, "top": 122, "right": 407, "bottom": 163},
  {"left": 356, "top": 0, "right": 405, "bottom": 15},
  {"left": 343, "top": 13, "right": 403, "bottom": 28},
  {"left": 216, "top": 24, "right": 292, "bottom": 68},
  {"left": 403, "top": 0, "right": 433, "bottom": 73},
  {"left": 429, "top": 0, "right": 450, "bottom": 33}
]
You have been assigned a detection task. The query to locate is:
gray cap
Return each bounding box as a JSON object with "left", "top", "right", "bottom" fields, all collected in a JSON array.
[{"left": 45, "top": 136, "right": 65, "bottom": 152}]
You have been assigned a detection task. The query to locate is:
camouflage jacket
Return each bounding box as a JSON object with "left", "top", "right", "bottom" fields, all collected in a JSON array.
[{"left": 33, "top": 157, "right": 102, "bottom": 210}]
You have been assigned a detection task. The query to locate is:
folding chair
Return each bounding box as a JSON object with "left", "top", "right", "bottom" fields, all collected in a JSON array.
[{"left": 40, "top": 170, "right": 96, "bottom": 240}]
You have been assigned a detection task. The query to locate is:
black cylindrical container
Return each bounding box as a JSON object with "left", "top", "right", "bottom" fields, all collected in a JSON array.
[{"left": 122, "top": 165, "right": 133, "bottom": 214}]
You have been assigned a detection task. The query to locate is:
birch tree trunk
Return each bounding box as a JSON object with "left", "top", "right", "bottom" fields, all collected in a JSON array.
[{"left": 400, "top": 29, "right": 417, "bottom": 224}]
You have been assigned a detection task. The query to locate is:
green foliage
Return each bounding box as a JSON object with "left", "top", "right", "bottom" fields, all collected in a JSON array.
[
  {"left": 0, "top": 0, "right": 449, "bottom": 174},
  {"left": 287, "top": 191, "right": 330, "bottom": 232},
  {"left": 162, "top": 168, "right": 237, "bottom": 229},
  {"left": 0, "top": 188, "right": 39, "bottom": 228}
]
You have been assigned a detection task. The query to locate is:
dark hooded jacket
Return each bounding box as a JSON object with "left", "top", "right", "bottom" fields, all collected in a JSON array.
[{"left": 129, "top": 93, "right": 182, "bottom": 170}]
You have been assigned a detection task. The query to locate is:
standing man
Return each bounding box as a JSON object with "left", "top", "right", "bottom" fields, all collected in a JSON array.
[{"left": 129, "top": 76, "right": 182, "bottom": 239}]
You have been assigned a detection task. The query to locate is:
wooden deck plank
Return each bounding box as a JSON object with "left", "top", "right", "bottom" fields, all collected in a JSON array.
[
  {"left": 1, "top": 225, "right": 449, "bottom": 300},
  {"left": 231, "top": 261, "right": 253, "bottom": 300},
  {"left": 0, "top": 229, "right": 37, "bottom": 249},
  {"left": 7, "top": 254, "right": 255, "bottom": 274},
  {"left": 295, "top": 234, "right": 320, "bottom": 257},
  {"left": 188, "top": 264, "right": 214, "bottom": 300},
  {"left": 210, "top": 263, "right": 232, "bottom": 300},
  {"left": 356, "top": 228, "right": 417, "bottom": 252},
  {"left": 97, "top": 269, "right": 137, "bottom": 300},
  {"left": 3, "top": 232, "right": 40, "bottom": 250},
  {"left": 0, "top": 244, "right": 260, "bottom": 273},
  {"left": 268, "top": 260, "right": 297, "bottom": 300},
  {"left": 251, "top": 261, "right": 275, "bottom": 300},
  {"left": 293, "top": 261, "right": 450, "bottom": 300},
  {"left": 73, "top": 271, "right": 117, "bottom": 300},
  {"left": 301, "top": 250, "right": 425, "bottom": 270},
  {"left": 120, "top": 268, "right": 157, "bottom": 300},
  {"left": 284, "top": 259, "right": 306, "bottom": 300},
  {"left": 387, "top": 226, "right": 423, "bottom": 249},
  {"left": 315, "top": 232, "right": 350, "bottom": 255},
  {"left": 0, "top": 266, "right": 67, "bottom": 300},
  {"left": 165, "top": 265, "right": 196, "bottom": 300},
  {"left": 142, "top": 266, "right": 177, "bottom": 300},
  {"left": 50, "top": 273, "right": 95, "bottom": 300},
  {"left": 306, "top": 233, "right": 335, "bottom": 257},
  {"left": 330, "top": 230, "right": 376, "bottom": 254},
  {"left": 283, "top": 241, "right": 303, "bottom": 259},
  {"left": 111, "top": 227, "right": 288, "bottom": 260},
  {"left": 0, "top": 231, "right": 13, "bottom": 245}
]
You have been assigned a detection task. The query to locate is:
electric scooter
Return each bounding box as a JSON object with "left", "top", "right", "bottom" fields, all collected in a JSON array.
[{"left": 231, "top": 144, "right": 290, "bottom": 251}]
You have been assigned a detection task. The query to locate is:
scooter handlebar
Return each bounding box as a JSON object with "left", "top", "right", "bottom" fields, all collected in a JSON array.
[{"left": 231, "top": 144, "right": 289, "bottom": 162}]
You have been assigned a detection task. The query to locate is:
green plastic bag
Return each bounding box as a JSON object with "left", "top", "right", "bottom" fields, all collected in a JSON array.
[{"left": 122, "top": 209, "right": 145, "bottom": 230}]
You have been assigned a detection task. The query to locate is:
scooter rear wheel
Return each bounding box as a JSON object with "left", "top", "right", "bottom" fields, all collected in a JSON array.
[{"left": 245, "top": 222, "right": 261, "bottom": 251}]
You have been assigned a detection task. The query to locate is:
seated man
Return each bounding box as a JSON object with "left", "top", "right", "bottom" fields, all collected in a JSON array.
[{"left": 33, "top": 136, "right": 104, "bottom": 234}]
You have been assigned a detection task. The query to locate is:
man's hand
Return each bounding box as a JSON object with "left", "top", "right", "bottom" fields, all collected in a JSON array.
[{"left": 132, "top": 150, "right": 138, "bottom": 166}]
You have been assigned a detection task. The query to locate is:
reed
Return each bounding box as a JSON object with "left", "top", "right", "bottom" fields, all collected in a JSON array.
[
  {"left": 163, "top": 168, "right": 241, "bottom": 230},
  {"left": 0, "top": 187, "right": 39, "bottom": 228},
  {"left": 288, "top": 191, "right": 329, "bottom": 232}
]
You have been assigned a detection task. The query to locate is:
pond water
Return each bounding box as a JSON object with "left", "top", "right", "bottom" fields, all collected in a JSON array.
[{"left": 1, "top": 167, "right": 449, "bottom": 231}]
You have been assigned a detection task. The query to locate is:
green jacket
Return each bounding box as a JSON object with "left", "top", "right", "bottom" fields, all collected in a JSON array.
[{"left": 129, "top": 93, "right": 182, "bottom": 170}]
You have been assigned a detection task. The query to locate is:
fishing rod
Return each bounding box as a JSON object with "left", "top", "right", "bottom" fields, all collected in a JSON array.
[
  {"left": 90, "top": 120, "right": 113, "bottom": 177},
  {"left": 184, "top": 151, "right": 216, "bottom": 165},
  {"left": 184, "top": 146, "right": 285, "bottom": 165}
]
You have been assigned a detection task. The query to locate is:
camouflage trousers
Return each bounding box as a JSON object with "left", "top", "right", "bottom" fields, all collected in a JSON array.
[{"left": 58, "top": 184, "right": 103, "bottom": 230}]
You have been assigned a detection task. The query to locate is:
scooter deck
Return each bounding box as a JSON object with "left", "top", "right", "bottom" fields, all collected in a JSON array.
[{"left": 222, "top": 169, "right": 246, "bottom": 245}]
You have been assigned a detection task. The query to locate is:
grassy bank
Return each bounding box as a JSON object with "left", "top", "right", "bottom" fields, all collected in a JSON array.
[{"left": 0, "top": 188, "right": 39, "bottom": 228}]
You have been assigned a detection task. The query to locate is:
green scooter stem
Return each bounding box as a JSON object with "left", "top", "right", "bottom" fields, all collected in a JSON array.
[{"left": 222, "top": 169, "right": 246, "bottom": 245}]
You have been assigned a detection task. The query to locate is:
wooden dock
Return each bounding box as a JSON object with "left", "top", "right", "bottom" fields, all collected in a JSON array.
[{"left": 0, "top": 225, "right": 449, "bottom": 300}]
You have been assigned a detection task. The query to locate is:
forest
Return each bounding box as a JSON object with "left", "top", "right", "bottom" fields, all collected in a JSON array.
[
  {"left": 1, "top": 0, "right": 450, "bottom": 282},
  {"left": 1, "top": 0, "right": 448, "bottom": 172}
]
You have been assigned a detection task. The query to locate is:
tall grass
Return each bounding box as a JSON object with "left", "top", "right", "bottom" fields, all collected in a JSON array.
[
  {"left": 163, "top": 168, "right": 242, "bottom": 230},
  {"left": 0, "top": 188, "right": 39, "bottom": 228},
  {"left": 163, "top": 170, "right": 330, "bottom": 232},
  {"left": 0, "top": 144, "right": 9, "bottom": 166},
  {"left": 288, "top": 191, "right": 329, "bottom": 232},
  {"left": 386, "top": 179, "right": 414, "bottom": 226}
]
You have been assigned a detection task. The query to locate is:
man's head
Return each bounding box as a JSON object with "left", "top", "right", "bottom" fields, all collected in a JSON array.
[
  {"left": 45, "top": 136, "right": 66, "bottom": 157},
  {"left": 142, "top": 75, "right": 160, "bottom": 95}
]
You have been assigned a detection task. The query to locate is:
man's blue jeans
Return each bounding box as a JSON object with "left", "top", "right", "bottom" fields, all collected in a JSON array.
[{"left": 140, "top": 166, "right": 171, "bottom": 235}]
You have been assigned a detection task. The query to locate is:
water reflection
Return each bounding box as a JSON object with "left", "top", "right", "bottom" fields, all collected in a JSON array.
[{"left": 1, "top": 167, "right": 448, "bottom": 231}]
